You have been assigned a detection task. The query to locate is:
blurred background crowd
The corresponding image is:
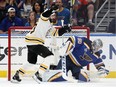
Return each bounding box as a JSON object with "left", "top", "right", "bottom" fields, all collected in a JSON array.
[{"left": 0, "top": 0, "right": 115, "bottom": 34}]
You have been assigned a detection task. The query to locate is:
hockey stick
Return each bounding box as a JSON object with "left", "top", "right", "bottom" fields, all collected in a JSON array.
[
  {"left": 61, "top": 55, "right": 78, "bottom": 83},
  {"left": 60, "top": 19, "right": 78, "bottom": 82}
]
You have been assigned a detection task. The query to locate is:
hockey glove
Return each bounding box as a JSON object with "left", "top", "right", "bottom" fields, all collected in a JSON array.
[
  {"left": 42, "top": 4, "right": 58, "bottom": 18},
  {"left": 58, "top": 26, "right": 71, "bottom": 36},
  {"left": 97, "top": 66, "right": 109, "bottom": 77}
]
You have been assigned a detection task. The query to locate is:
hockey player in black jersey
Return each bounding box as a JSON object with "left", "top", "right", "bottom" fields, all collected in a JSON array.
[{"left": 11, "top": 4, "right": 71, "bottom": 83}]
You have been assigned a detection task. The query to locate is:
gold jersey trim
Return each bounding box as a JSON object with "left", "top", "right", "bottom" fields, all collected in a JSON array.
[
  {"left": 52, "top": 29, "right": 59, "bottom": 36},
  {"left": 25, "top": 36, "right": 44, "bottom": 44},
  {"left": 84, "top": 42, "right": 90, "bottom": 50},
  {"left": 69, "top": 54, "right": 81, "bottom": 67},
  {"left": 40, "top": 14, "right": 49, "bottom": 21},
  {"left": 69, "top": 36, "right": 75, "bottom": 45}
]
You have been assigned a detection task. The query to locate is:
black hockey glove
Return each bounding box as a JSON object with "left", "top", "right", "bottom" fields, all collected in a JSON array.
[
  {"left": 42, "top": 3, "right": 58, "bottom": 18},
  {"left": 58, "top": 25, "right": 71, "bottom": 36}
]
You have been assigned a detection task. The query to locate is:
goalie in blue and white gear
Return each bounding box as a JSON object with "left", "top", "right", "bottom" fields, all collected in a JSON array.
[{"left": 42, "top": 36, "right": 109, "bottom": 82}]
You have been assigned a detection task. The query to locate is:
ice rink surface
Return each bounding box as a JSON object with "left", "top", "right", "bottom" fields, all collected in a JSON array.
[{"left": 0, "top": 78, "right": 116, "bottom": 87}]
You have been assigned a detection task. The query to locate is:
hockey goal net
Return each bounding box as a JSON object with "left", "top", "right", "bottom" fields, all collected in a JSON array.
[{"left": 8, "top": 26, "right": 90, "bottom": 81}]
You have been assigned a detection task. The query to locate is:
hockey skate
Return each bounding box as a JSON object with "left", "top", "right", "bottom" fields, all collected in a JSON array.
[
  {"left": 32, "top": 71, "right": 42, "bottom": 84},
  {"left": 11, "top": 71, "right": 21, "bottom": 83}
]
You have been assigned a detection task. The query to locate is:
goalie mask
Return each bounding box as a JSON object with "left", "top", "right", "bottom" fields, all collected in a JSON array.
[{"left": 92, "top": 39, "right": 103, "bottom": 53}]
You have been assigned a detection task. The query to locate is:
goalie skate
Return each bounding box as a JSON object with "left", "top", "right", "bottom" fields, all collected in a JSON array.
[{"left": 32, "top": 71, "right": 42, "bottom": 84}]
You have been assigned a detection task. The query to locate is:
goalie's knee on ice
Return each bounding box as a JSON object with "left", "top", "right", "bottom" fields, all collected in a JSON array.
[
  {"left": 47, "top": 72, "right": 66, "bottom": 82},
  {"left": 78, "top": 72, "right": 90, "bottom": 82},
  {"left": 48, "top": 76, "right": 67, "bottom": 82}
]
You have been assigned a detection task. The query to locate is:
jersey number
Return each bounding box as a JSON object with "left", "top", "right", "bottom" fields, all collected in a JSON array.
[{"left": 77, "top": 38, "right": 82, "bottom": 44}]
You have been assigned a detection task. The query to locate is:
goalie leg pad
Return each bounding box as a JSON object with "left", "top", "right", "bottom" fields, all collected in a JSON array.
[
  {"left": 47, "top": 72, "right": 67, "bottom": 82},
  {"left": 78, "top": 72, "right": 90, "bottom": 82}
]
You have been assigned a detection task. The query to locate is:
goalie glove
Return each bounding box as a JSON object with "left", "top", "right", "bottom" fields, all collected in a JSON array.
[{"left": 97, "top": 66, "right": 109, "bottom": 77}]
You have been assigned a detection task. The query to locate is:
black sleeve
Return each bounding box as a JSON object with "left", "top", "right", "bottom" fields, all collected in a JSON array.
[
  {"left": 42, "top": 9, "right": 53, "bottom": 18},
  {"left": 42, "top": 3, "right": 58, "bottom": 18},
  {"left": 95, "top": 51, "right": 100, "bottom": 57}
]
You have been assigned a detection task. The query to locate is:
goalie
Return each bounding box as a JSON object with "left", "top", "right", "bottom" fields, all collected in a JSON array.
[
  {"left": 11, "top": 4, "right": 71, "bottom": 83},
  {"left": 33, "top": 36, "right": 109, "bottom": 83}
]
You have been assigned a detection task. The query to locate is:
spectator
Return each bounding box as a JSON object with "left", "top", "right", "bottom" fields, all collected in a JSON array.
[
  {"left": 25, "top": 11, "right": 37, "bottom": 27},
  {"left": 107, "top": 17, "right": 116, "bottom": 34},
  {"left": 0, "top": 0, "right": 7, "bottom": 23},
  {"left": 72, "top": 0, "right": 95, "bottom": 28},
  {"left": 55, "top": 0, "right": 70, "bottom": 25},
  {"left": 94, "top": 0, "right": 104, "bottom": 11},
  {"left": 62, "top": 0, "right": 70, "bottom": 9},
  {"left": 16, "top": 0, "right": 24, "bottom": 10},
  {"left": 32, "top": 1, "right": 44, "bottom": 19},
  {"left": 16, "top": 0, "right": 25, "bottom": 18},
  {"left": 36, "top": 0, "right": 45, "bottom": 5},
  {"left": 23, "top": 0, "right": 32, "bottom": 17},
  {"left": 44, "top": 0, "right": 53, "bottom": 9},
  {"left": 50, "top": 12, "right": 62, "bottom": 26},
  {"left": 0, "top": 7, "right": 23, "bottom": 34},
  {"left": 5, "top": 0, "right": 20, "bottom": 17}
]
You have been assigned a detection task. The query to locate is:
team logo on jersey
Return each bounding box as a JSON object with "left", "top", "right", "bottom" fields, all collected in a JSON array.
[{"left": 80, "top": 49, "right": 93, "bottom": 62}]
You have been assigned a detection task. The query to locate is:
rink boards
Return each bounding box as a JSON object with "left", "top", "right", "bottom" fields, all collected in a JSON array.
[{"left": 0, "top": 33, "right": 116, "bottom": 78}]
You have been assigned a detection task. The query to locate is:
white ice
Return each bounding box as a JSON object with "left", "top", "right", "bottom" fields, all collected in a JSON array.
[{"left": 0, "top": 78, "right": 116, "bottom": 87}]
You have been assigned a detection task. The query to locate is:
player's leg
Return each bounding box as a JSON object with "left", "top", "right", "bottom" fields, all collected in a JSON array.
[
  {"left": 55, "top": 56, "right": 76, "bottom": 82},
  {"left": 12, "top": 45, "right": 38, "bottom": 82},
  {"left": 32, "top": 55, "right": 55, "bottom": 83},
  {"left": 65, "top": 56, "right": 90, "bottom": 82},
  {"left": 42, "top": 56, "right": 71, "bottom": 82},
  {"left": 32, "top": 45, "right": 55, "bottom": 83},
  {"left": 71, "top": 64, "right": 90, "bottom": 82}
]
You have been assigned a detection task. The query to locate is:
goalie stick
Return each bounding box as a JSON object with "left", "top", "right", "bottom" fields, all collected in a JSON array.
[
  {"left": 60, "top": 19, "right": 78, "bottom": 82},
  {"left": 61, "top": 55, "right": 78, "bottom": 83}
]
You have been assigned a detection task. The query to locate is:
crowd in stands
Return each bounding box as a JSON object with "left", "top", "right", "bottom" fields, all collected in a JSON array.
[{"left": 0, "top": 0, "right": 110, "bottom": 34}]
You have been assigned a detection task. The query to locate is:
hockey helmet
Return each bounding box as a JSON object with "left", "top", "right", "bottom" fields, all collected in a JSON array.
[{"left": 92, "top": 39, "right": 103, "bottom": 53}]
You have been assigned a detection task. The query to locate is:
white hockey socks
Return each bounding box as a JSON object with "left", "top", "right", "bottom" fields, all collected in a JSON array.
[
  {"left": 38, "top": 55, "right": 55, "bottom": 77},
  {"left": 18, "top": 62, "right": 37, "bottom": 76}
]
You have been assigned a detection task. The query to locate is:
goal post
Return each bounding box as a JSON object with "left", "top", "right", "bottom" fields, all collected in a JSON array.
[
  {"left": 8, "top": 26, "right": 90, "bottom": 81},
  {"left": 8, "top": 26, "right": 32, "bottom": 81}
]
